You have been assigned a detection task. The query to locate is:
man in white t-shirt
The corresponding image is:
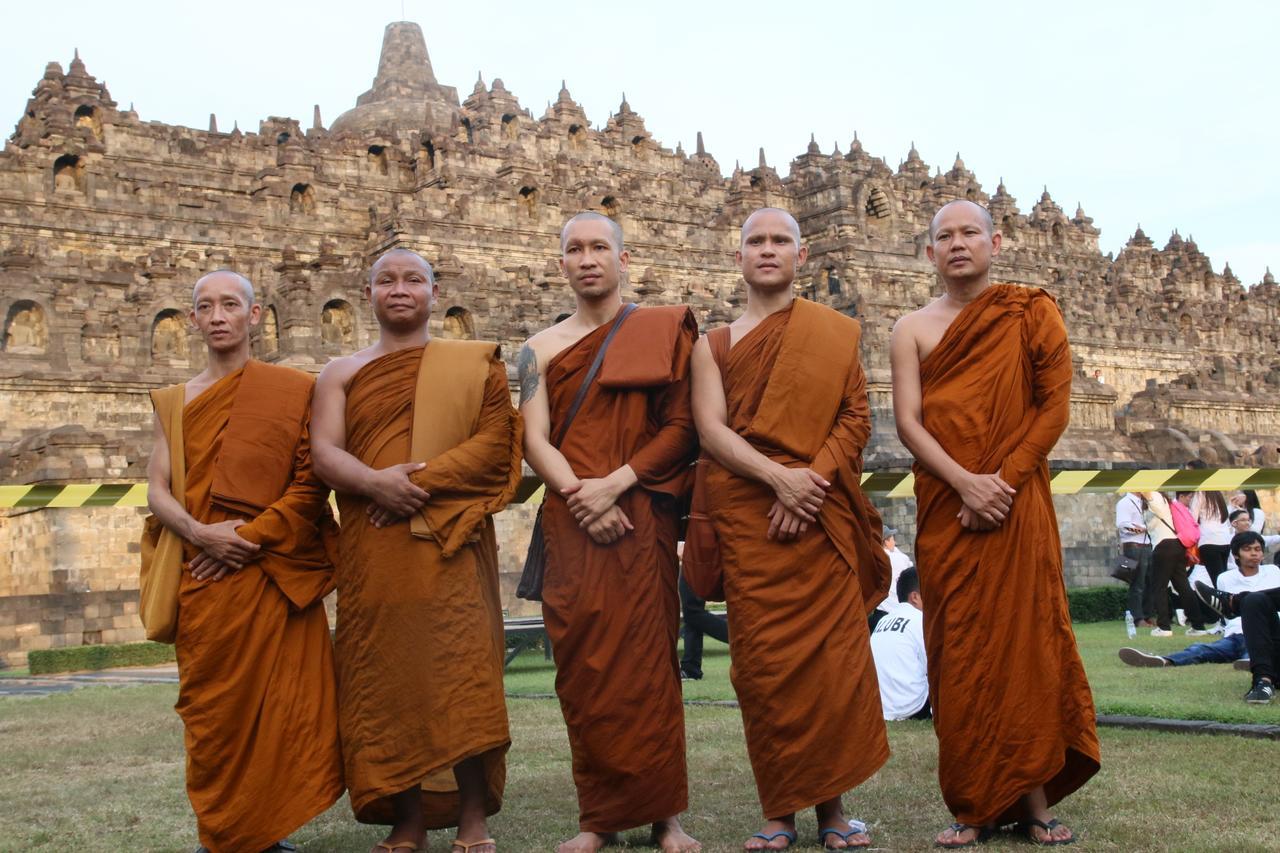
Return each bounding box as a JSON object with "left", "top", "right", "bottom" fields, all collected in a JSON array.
[
  {"left": 1195, "top": 531, "right": 1280, "bottom": 704},
  {"left": 870, "top": 567, "right": 929, "bottom": 721},
  {"left": 868, "top": 525, "right": 915, "bottom": 631},
  {"left": 1121, "top": 531, "right": 1280, "bottom": 670}
]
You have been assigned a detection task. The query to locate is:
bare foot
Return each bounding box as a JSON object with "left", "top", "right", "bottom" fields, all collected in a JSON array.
[
  {"left": 555, "top": 831, "right": 616, "bottom": 853},
  {"left": 744, "top": 818, "right": 796, "bottom": 850},
  {"left": 652, "top": 816, "right": 701, "bottom": 853},
  {"left": 935, "top": 823, "right": 990, "bottom": 848}
]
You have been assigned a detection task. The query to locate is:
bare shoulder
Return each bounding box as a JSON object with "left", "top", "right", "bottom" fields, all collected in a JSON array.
[
  {"left": 182, "top": 370, "right": 215, "bottom": 404},
  {"left": 893, "top": 299, "right": 955, "bottom": 362},
  {"left": 524, "top": 320, "right": 588, "bottom": 367},
  {"left": 317, "top": 346, "right": 379, "bottom": 392},
  {"left": 894, "top": 298, "right": 947, "bottom": 330}
]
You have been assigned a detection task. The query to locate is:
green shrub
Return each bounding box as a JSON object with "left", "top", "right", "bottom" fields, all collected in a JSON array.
[
  {"left": 1067, "top": 585, "right": 1129, "bottom": 623},
  {"left": 28, "top": 642, "right": 175, "bottom": 675}
]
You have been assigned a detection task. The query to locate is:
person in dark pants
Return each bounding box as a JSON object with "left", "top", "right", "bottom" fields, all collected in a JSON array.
[
  {"left": 1146, "top": 491, "right": 1207, "bottom": 635},
  {"left": 1116, "top": 492, "right": 1155, "bottom": 625},
  {"left": 678, "top": 574, "right": 729, "bottom": 680}
]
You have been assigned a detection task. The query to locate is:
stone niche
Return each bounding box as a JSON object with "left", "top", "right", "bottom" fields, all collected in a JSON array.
[{"left": 3, "top": 300, "right": 48, "bottom": 354}]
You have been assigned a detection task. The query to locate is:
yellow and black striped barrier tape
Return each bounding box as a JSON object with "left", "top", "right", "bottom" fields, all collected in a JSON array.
[{"left": 3, "top": 468, "right": 1279, "bottom": 509}]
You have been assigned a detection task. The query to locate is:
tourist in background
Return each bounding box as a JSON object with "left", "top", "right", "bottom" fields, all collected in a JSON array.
[
  {"left": 1226, "top": 510, "right": 1280, "bottom": 571},
  {"left": 1116, "top": 492, "right": 1155, "bottom": 627},
  {"left": 1146, "top": 491, "right": 1208, "bottom": 636},
  {"left": 1193, "top": 491, "right": 1232, "bottom": 586},
  {"left": 677, "top": 572, "right": 729, "bottom": 681},
  {"left": 870, "top": 567, "right": 930, "bottom": 721},
  {"left": 869, "top": 525, "right": 915, "bottom": 631},
  {"left": 1230, "top": 490, "right": 1267, "bottom": 533},
  {"left": 1119, "top": 528, "right": 1278, "bottom": 670}
]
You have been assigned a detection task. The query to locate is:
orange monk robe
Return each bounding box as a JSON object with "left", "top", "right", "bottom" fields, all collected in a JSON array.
[
  {"left": 704, "top": 299, "right": 890, "bottom": 818},
  {"left": 171, "top": 361, "right": 343, "bottom": 853},
  {"left": 914, "top": 285, "right": 1100, "bottom": 827},
  {"left": 539, "top": 306, "right": 698, "bottom": 832},
  {"left": 336, "top": 344, "right": 522, "bottom": 827}
]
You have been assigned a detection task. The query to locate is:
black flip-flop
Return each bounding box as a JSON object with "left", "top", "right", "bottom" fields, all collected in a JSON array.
[
  {"left": 1020, "top": 818, "right": 1075, "bottom": 846},
  {"left": 936, "top": 823, "right": 994, "bottom": 848}
]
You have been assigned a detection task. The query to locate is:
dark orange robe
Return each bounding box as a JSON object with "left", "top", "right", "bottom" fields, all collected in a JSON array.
[
  {"left": 171, "top": 361, "right": 343, "bottom": 853},
  {"left": 336, "top": 344, "right": 521, "bottom": 827},
  {"left": 703, "top": 299, "right": 890, "bottom": 818},
  {"left": 539, "top": 306, "right": 698, "bottom": 832},
  {"left": 914, "top": 285, "right": 1100, "bottom": 827}
]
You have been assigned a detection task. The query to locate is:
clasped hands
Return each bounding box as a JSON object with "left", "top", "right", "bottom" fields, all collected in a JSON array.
[
  {"left": 956, "top": 472, "right": 1016, "bottom": 531},
  {"left": 563, "top": 473, "right": 633, "bottom": 545},
  {"left": 188, "top": 519, "right": 259, "bottom": 582},
  {"left": 365, "top": 462, "right": 430, "bottom": 528},
  {"left": 767, "top": 465, "right": 830, "bottom": 542}
]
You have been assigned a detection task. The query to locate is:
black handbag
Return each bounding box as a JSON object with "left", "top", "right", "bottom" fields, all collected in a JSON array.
[
  {"left": 1111, "top": 553, "right": 1139, "bottom": 585},
  {"left": 1111, "top": 495, "right": 1146, "bottom": 585},
  {"left": 516, "top": 304, "right": 637, "bottom": 601}
]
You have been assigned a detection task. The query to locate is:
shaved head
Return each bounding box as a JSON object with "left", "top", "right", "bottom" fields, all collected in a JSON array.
[
  {"left": 370, "top": 248, "right": 435, "bottom": 284},
  {"left": 193, "top": 269, "right": 255, "bottom": 306},
  {"left": 929, "top": 200, "right": 993, "bottom": 241},
  {"left": 741, "top": 207, "right": 801, "bottom": 246},
  {"left": 560, "top": 212, "right": 624, "bottom": 253}
]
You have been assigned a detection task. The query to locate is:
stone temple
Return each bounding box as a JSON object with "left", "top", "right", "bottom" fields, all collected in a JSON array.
[{"left": 0, "top": 21, "right": 1276, "bottom": 665}]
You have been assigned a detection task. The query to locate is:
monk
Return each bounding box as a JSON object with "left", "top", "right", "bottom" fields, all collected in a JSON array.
[
  {"left": 690, "top": 208, "right": 890, "bottom": 851},
  {"left": 144, "top": 270, "right": 343, "bottom": 853},
  {"left": 311, "top": 248, "right": 521, "bottom": 853},
  {"left": 890, "top": 200, "right": 1100, "bottom": 847},
  {"left": 518, "top": 212, "right": 700, "bottom": 853}
]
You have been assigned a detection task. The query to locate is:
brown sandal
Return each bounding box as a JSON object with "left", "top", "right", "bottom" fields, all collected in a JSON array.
[
  {"left": 451, "top": 841, "right": 496, "bottom": 852},
  {"left": 376, "top": 842, "right": 420, "bottom": 852}
]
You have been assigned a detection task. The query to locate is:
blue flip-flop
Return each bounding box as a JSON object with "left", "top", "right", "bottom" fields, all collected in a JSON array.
[
  {"left": 819, "top": 819, "right": 870, "bottom": 850},
  {"left": 748, "top": 828, "right": 797, "bottom": 849}
]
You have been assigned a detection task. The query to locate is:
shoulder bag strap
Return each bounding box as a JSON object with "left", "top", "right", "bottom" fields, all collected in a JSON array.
[{"left": 551, "top": 303, "right": 637, "bottom": 448}]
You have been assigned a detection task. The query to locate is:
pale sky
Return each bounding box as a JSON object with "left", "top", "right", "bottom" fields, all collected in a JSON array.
[{"left": 3, "top": 0, "right": 1277, "bottom": 284}]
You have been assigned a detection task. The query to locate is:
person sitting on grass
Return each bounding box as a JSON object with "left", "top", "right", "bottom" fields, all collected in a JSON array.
[
  {"left": 1195, "top": 531, "right": 1280, "bottom": 704},
  {"left": 870, "top": 567, "right": 930, "bottom": 721},
  {"left": 1119, "top": 529, "right": 1279, "bottom": 671},
  {"left": 1225, "top": 509, "right": 1280, "bottom": 571}
]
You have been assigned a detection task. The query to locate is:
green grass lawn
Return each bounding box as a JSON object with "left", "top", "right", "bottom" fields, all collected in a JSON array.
[
  {"left": 508, "top": 619, "right": 1280, "bottom": 725},
  {"left": 0, "top": 684, "right": 1275, "bottom": 851}
]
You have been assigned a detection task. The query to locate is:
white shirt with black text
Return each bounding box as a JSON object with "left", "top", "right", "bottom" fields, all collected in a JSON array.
[{"left": 870, "top": 602, "right": 928, "bottom": 720}]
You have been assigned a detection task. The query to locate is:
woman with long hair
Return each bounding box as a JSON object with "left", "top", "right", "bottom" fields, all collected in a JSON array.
[{"left": 1194, "top": 490, "right": 1232, "bottom": 586}]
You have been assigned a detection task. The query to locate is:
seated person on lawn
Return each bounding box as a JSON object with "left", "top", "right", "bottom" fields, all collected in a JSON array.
[
  {"left": 1119, "top": 529, "right": 1279, "bottom": 670},
  {"left": 870, "top": 567, "right": 930, "bottom": 721},
  {"left": 1195, "top": 531, "right": 1280, "bottom": 704},
  {"left": 1225, "top": 509, "right": 1280, "bottom": 571}
]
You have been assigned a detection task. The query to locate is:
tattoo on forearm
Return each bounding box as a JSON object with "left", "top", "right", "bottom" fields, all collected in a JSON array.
[{"left": 517, "top": 344, "right": 539, "bottom": 405}]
